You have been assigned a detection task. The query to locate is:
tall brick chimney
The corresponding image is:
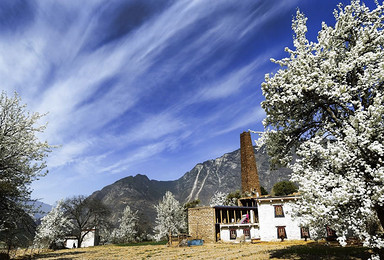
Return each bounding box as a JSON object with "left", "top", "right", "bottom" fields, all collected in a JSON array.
[{"left": 240, "top": 131, "right": 261, "bottom": 196}]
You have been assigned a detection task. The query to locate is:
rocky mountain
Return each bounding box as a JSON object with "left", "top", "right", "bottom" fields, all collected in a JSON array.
[
  {"left": 89, "top": 174, "right": 175, "bottom": 233},
  {"left": 27, "top": 201, "right": 52, "bottom": 220},
  {"left": 88, "top": 146, "right": 290, "bottom": 231}
]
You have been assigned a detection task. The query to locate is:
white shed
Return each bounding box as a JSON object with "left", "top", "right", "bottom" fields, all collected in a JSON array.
[{"left": 64, "top": 228, "right": 100, "bottom": 248}]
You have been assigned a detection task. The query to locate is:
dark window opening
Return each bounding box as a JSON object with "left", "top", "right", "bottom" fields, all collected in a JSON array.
[
  {"left": 277, "top": 226, "right": 287, "bottom": 240},
  {"left": 300, "top": 227, "right": 310, "bottom": 240},
  {"left": 326, "top": 226, "right": 337, "bottom": 241},
  {"left": 230, "top": 229, "right": 237, "bottom": 240},
  {"left": 274, "top": 205, "right": 284, "bottom": 218},
  {"left": 215, "top": 224, "right": 220, "bottom": 242},
  {"left": 243, "top": 228, "right": 250, "bottom": 239}
]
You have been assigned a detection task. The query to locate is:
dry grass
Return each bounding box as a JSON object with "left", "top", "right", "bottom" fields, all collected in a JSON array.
[{"left": 14, "top": 240, "right": 371, "bottom": 260}]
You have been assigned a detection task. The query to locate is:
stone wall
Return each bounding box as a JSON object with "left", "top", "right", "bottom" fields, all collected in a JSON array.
[
  {"left": 188, "top": 207, "right": 216, "bottom": 242},
  {"left": 240, "top": 131, "right": 261, "bottom": 195}
]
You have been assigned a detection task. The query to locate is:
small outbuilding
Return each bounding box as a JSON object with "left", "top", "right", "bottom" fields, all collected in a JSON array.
[{"left": 64, "top": 228, "right": 100, "bottom": 248}]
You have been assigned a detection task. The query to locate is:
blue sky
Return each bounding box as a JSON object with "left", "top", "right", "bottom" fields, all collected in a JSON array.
[{"left": 0, "top": 0, "right": 376, "bottom": 205}]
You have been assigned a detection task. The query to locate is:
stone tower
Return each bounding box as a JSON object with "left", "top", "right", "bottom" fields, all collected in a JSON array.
[{"left": 240, "top": 131, "right": 261, "bottom": 196}]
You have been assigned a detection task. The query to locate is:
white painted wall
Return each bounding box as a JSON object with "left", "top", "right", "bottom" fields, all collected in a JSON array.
[
  {"left": 250, "top": 227, "right": 259, "bottom": 239},
  {"left": 213, "top": 198, "right": 306, "bottom": 243},
  {"left": 65, "top": 238, "right": 78, "bottom": 248},
  {"left": 220, "top": 228, "right": 230, "bottom": 241},
  {"left": 81, "top": 230, "right": 97, "bottom": 247},
  {"left": 65, "top": 229, "right": 98, "bottom": 248},
  {"left": 219, "top": 225, "right": 259, "bottom": 242},
  {"left": 258, "top": 200, "right": 302, "bottom": 241}
]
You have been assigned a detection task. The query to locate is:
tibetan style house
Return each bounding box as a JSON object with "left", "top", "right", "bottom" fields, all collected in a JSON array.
[{"left": 188, "top": 131, "right": 306, "bottom": 243}]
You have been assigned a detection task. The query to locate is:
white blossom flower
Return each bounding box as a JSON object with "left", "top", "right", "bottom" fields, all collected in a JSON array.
[{"left": 262, "top": 1, "right": 384, "bottom": 256}]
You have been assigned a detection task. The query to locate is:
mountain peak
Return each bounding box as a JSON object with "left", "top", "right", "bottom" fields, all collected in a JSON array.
[
  {"left": 134, "top": 173, "right": 150, "bottom": 180},
  {"left": 88, "top": 146, "right": 290, "bottom": 231}
]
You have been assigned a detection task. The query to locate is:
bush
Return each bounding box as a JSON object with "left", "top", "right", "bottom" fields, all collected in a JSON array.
[
  {"left": 272, "top": 181, "right": 298, "bottom": 196},
  {"left": 260, "top": 186, "right": 268, "bottom": 195}
]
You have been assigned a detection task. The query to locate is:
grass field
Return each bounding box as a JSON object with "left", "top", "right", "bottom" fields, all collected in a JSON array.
[{"left": 14, "top": 240, "right": 372, "bottom": 260}]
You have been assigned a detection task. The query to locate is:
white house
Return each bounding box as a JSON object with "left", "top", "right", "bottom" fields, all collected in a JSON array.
[
  {"left": 188, "top": 195, "right": 309, "bottom": 243},
  {"left": 64, "top": 228, "right": 100, "bottom": 248},
  {"left": 188, "top": 132, "right": 311, "bottom": 243},
  {"left": 64, "top": 236, "right": 78, "bottom": 248}
]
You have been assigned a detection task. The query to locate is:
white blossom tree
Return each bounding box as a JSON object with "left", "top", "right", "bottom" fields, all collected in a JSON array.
[
  {"left": 111, "top": 205, "right": 139, "bottom": 243},
  {"left": 34, "top": 200, "right": 70, "bottom": 249},
  {"left": 153, "top": 191, "right": 186, "bottom": 242},
  {"left": 0, "top": 91, "right": 52, "bottom": 255},
  {"left": 261, "top": 1, "right": 384, "bottom": 258},
  {"left": 0, "top": 91, "right": 51, "bottom": 227},
  {"left": 209, "top": 191, "right": 240, "bottom": 207},
  {"left": 209, "top": 192, "right": 228, "bottom": 207}
]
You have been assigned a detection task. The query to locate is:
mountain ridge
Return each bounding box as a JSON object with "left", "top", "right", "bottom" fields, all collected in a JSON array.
[{"left": 88, "top": 146, "right": 291, "bottom": 231}]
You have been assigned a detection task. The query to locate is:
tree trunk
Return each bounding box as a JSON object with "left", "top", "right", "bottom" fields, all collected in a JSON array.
[
  {"left": 375, "top": 205, "right": 384, "bottom": 231},
  {"left": 374, "top": 205, "right": 384, "bottom": 260},
  {"left": 373, "top": 248, "right": 384, "bottom": 260},
  {"left": 167, "top": 231, "right": 172, "bottom": 246},
  {"left": 77, "top": 237, "right": 82, "bottom": 248},
  {"left": 0, "top": 252, "right": 10, "bottom": 260},
  {"left": 379, "top": 249, "right": 384, "bottom": 260}
]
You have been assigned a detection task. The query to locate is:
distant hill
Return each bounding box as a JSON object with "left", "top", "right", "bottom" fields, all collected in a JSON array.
[
  {"left": 88, "top": 146, "right": 291, "bottom": 232},
  {"left": 27, "top": 201, "right": 52, "bottom": 220}
]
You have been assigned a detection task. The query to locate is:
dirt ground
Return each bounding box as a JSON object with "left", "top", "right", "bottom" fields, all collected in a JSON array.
[{"left": 15, "top": 240, "right": 370, "bottom": 260}]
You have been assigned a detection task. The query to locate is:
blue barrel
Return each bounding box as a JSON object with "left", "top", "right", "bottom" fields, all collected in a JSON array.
[{"left": 187, "top": 239, "right": 204, "bottom": 246}]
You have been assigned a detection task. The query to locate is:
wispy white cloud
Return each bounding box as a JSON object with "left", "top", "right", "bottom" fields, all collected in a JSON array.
[
  {"left": 47, "top": 141, "right": 91, "bottom": 168},
  {"left": 216, "top": 107, "right": 266, "bottom": 136},
  {"left": 99, "top": 138, "right": 175, "bottom": 175},
  {"left": 121, "top": 112, "right": 185, "bottom": 143},
  {"left": 0, "top": 0, "right": 307, "bottom": 203}
]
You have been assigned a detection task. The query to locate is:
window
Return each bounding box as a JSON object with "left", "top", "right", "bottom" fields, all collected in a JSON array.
[
  {"left": 300, "top": 227, "right": 310, "bottom": 239},
  {"left": 276, "top": 226, "right": 287, "bottom": 239},
  {"left": 230, "top": 229, "right": 237, "bottom": 240},
  {"left": 243, "top": 228, "right": 250, "bottom": 239},
  {"left": 274, "top": 205, "right": 284, "bottom": 217},
  {"left": 326, "top": 226, "right": 337, "bottom": 241},
  {"left": 326, "top": 226, "right": 336, "bottom": 237}
]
